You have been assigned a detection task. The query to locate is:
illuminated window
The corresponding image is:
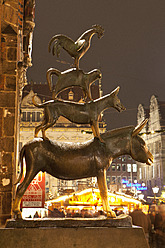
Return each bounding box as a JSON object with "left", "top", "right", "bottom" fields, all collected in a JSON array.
[
  {"left": 117, "top": 164, "right": 121, "bottom": 171},
  {"left": 152, "top": 165, "right": 154, "bottom": 178},
  {"left": 133, "top": 164, "right": 137, "bottom": 172},
  {"left": 111, "top": 164, "right": 116, "bottom": 171},
  {"left": 122, "top": 156, "right": 126, "bottom": 161},
  {"left": 68, "top": 90, "right": 74, "bottom": 100},
  {"left": 139, "top": 168, "right": 142, "bottom": 179},
  {"left": 107, "top": 176, "right": 110, "bottom": 184},
  {"left": 127, "top": 164, "right": 131, "bottom": 172}
]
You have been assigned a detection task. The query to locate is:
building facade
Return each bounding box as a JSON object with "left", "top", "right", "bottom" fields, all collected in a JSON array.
[
  {"left": 107, "top": 155, "right": 138, "bottom": 194},
  {"left": 137, "top": 95, "right": 165, "bottom": 199}
]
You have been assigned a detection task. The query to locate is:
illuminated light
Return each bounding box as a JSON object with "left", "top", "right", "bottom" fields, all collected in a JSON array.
[
  {"left": 143, "top": 134, "right": 147, "bottom": 137},
  {"left": 137, "top": 186, "right": 147, "bottom": 191},
  {"left": 152, "top": 186, "right": 159, "bottom": 194},
  {"left": 142, "top": 183, "right": 145, "bottom": 187},
  {"left": 110, "top": 197, "right": 116, "bottom": 203},
  {"left": 151, "top": 131, "right": 155, "bottom": 134},
  {"left": 122, "top": 180, "right": 129, "bottom": 184},
  {"left": 138, "top": 194, "right": 144, "bottom": 200},
  {"left": 134, "top": 180, "right": 137, "bottom": 184},
  {"left": 161, "top": 191, "right": 165, "bottom": 198}
]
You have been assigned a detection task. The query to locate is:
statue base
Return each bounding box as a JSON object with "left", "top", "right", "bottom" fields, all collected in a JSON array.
[
  {"left": 1, "top": 216, "right": 149, "bottom": 248},
  {"left": 5, "top": 214, "right": 131, "bottom": 228}
]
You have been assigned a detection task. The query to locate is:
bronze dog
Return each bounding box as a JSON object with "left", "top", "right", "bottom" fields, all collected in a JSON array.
[
  {"left": 46, "top": 67, "right": 102, "bottom": 101},
  {"left": 13, "top": 119, "right": 153, "bottom": 219},
  {"left": 32, "top": 87, "right": 126, "bottom": 142}
]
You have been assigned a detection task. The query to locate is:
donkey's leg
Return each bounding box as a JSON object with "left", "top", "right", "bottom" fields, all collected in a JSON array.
[
  {"left": 13, "top": 170, "right": 38, "bottom": 219},
  {"left": 91, "top": 121, "right": 104, "bottom": 143},
  {"left": 97, "top": 169, "right": 116, "bottom": 218}
]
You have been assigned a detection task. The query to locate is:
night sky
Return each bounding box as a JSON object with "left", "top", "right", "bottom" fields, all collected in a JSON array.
[{"left": 27, "top": 0, "right": 165, "bottom": 130}]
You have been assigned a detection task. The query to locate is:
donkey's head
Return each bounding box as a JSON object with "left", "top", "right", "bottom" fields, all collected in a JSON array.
[
  {"left": 110, "top": 86, "right": 126, "bottom": 112},
  {"left": 130, "top": 119, "right": 153, "bottom": 165}
]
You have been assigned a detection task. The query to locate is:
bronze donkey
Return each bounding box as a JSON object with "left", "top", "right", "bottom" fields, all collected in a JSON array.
[
  {"left": 13, "top": 119, "right": 153, "bottom": 219},
  {"left": 46, "top": 67, "right": 102, "bottom": 101},
  {"left": 32, "top": 86, "right": 125, "bottom": 142}
]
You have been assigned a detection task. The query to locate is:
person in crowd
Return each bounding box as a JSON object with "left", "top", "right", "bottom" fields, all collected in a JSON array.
[
  {"left": 154, "top": 203, "right": 165, "bottom": 248},
  {"left": 34, "top": 211, "right": 39, "bottom": 218},
  {"left": 130, "top": 204, "right": 151, "bottom": 243},
  {"left": 148, "top": 205, "right": 158, "bottom": 248}
]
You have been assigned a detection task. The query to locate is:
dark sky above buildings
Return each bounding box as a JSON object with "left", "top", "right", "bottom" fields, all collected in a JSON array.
[{"left": 27, "top": 0, "right": 165, "bottom": 130}]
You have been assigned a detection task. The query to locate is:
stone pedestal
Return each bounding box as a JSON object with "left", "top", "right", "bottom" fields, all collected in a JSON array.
[
  {"left": 0, "top": 226, "right": 149, "bottom": 248},
  {"left": 0, "top": 217, "right": 149, "bottom": 248}
]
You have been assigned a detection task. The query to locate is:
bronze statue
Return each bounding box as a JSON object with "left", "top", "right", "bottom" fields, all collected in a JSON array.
[
  {"left": 46, "top": 67, "right": 102, "bottom": 101},
  {"left": 48, "top": 24, "right": 104, "bottom": 69},
  {"left": 13, "top": 119, "right": 153, "bottom": 219},
  {"left": 32, "top": 87, "right": 125, "bottom": 142}
]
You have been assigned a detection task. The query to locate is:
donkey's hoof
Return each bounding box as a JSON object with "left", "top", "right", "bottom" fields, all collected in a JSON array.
[
  {"left": 13, "top": 211, "right": 22, "bottom": 220},
  {"left": 107, "top": 211, "right": 116, "bottom": 218}
]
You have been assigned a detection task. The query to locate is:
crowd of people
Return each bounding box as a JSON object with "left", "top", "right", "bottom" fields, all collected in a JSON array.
[
  {"left": 32, "top": 202, "right": 165, "bottom": 247},
  {"left": 130, "top": 203, "right": 165, "bottom": 248}
]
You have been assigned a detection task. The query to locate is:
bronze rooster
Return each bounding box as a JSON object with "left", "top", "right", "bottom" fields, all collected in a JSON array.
[{"left": 48, "top": 24, "right": 104, "bottom": 69}]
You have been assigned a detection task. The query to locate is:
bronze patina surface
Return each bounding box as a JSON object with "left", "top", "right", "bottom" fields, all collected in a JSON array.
[
  {"left": 32, "top": 86, "right": 125, "bottom": 142},
  {"left": 46, "top": 67, "right": 102, "bottom": 100},
  {"left": 13, "top": 119, "right": 153, "bottom": 219},
  {"left": 48, "top": 24, "right": 104, "bottom": 69}
]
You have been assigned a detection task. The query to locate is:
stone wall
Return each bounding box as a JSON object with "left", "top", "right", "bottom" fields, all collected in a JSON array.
[
  {"left": 0, "top": 0, "right": 19, "bottom": 226},
  {"left": 0, "top": 0, "right": 35, "bottom": 225}
]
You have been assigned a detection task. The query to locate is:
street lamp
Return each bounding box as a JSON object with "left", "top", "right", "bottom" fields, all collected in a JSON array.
[{"left": 152, "top": 186, "right": 159, "bottom": 203}]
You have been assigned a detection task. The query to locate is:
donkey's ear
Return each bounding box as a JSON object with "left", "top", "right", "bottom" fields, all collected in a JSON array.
[
  {"left": 132, "top": 119, "right": 148, "bottom": 137},
  {"left": 111, "top": 86, "right": 120, "bottom": 96}
]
